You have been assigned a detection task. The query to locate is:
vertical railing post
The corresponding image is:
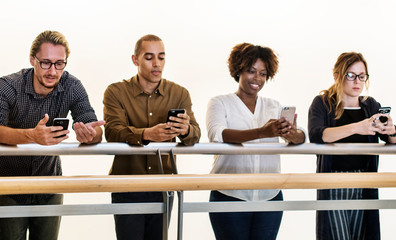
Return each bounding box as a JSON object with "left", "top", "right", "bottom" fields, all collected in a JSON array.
[
  {"left": 169, "top": 149, "right": 184, "bottom": 240},
  {"left": 156, "top": 149, "right": 169, "bottom": 240}
]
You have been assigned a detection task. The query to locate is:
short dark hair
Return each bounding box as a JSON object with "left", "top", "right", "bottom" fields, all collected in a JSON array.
[
  {"left": 228, "top": 43, "right": 279, "bottom": 82},
  {"left": 134, "top": 34, "right": 162, "bottom": 56}
]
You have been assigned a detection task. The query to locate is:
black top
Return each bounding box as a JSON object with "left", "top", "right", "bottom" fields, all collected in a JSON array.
[
  {"left": 308, "top": 95, "right": 390, "bottom": 240},
  {"left": 332, "top": 108, "right": 370, "bottom": 170}
]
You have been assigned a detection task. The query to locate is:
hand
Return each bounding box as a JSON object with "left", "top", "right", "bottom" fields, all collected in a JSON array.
[
  {"left": 31, "top": 114, "right": 69, "bottom": 145},
  {"left": 281, "top": 114, "right": 305, "bottom": 144},
  {"left": 143, "top": 123, "right": 180, "bottom": 142},
  {"left": 355, "top": 114, "right": 384, "bottom": 135},
  {"left": 73, "top": 120, "right": 105, "bottom": 143},
  {"left": 166, "top": 110, "right": 190, "bottom": 136},
  {"left": 258, "top": 118, "right": 288, "bottom": 138},
  {"left": 372, "top": 113, "right": 396, "bottom": 135}
]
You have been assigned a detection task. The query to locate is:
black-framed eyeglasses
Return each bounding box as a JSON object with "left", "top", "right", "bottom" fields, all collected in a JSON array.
[
  {"left": 345, "top": 72, "right": 369, "bottom": 82},
  {"left": 34, "top": 56, "right": 67, "bottom": 70}
]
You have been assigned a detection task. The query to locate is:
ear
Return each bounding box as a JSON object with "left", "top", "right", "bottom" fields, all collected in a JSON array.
[
  {"left": 29, "top": 56, "right": 35, "bottom": 66},
  {"left": 132, "top": 55, "right": 138, "bottom": 66},
  {"left": 333, "top": 73, "right": 338, "bottom": 80}
]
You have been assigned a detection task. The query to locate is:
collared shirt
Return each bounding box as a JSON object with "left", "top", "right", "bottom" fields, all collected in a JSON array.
[
  {"left": 0, "top": 68, "right": 98, "bottom": 202},
  {"left": 207, "top": 93, "right": 289, "bottom": 201},
  {"left": 103, "top": 75, "right": 201, "bottom": 175}
]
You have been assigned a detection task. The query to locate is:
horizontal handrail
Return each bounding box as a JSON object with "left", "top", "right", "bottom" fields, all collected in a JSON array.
[
  {"left": 0, "top": 142, "right": 396, "bottom": 156},
  {"left": 1, "top": 173, "right": 396, "bottom": 195},
  {"left": 2, "top": 200, "right": 396, "bottom": 218}
]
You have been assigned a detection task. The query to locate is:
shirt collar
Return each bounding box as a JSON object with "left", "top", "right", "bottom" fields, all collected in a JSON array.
[
  {"left": 25, "top": 68, "right": 65, "bottom": 98},
  {"left": 130, "top": 74, "right": 164, "bottom": 97}
]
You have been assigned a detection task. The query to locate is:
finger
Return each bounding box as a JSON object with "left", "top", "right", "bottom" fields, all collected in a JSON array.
[
  {"left": 50, "top": 126, "right": 65, "bottom": 132},
  {"left": 38, "top": 114, "right": 49, "bottom": 126},
  {"left": 278, "top": 117, "right": 287, "bottom": 123},
  {"left": 74, "top": 122, "right": 91, "bottom": 142},
  {"left": 89, "top": 120, "right": 106, "bottom": 128},
  {"left": 81, "top": 125, "right": 95, "bottom": 141},
  {"left": 279, "top": 120, "right": 291, "bottom": 129},
  {"left": 53, "top": 130, "right": 70, "bottom": 138}
]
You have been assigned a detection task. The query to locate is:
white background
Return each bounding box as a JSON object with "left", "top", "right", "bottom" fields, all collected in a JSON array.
[{"left": 1, "top": 0, "right": 396, "bottom": 239}]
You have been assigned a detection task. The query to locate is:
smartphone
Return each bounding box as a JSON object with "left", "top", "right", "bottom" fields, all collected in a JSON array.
[
  {"left": 378, "top": 107, "right": 391, "bottom": 123},
  {"left": 52, "top": 118, "right": 69, "bottom": 138},
  {"left": 167, "top": 109, "right": 185, "bottom": 123},
  {"left": 280, "top": 106, "right": 296, "bottom": 124}
]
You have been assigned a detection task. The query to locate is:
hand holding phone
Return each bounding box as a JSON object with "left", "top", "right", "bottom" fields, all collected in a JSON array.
[
  {"left": 378, "top": 107, "right": 391, "bottom": 123},
  {"left": 167, "top": 109, "right": 185, "bottom": 123},
  {"left": 52, "top": 118, "right": 69, "bottom": 138},
  {"left": 280, "top": 106, "right": 296, "bottom": 125}
]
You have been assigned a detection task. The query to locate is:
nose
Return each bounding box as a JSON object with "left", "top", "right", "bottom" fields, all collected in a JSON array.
[
  {"left": 152, "top": 57, "right": 161, "bottom": 67},
  {"left": 48, "top": 64, "right": 57, "bottom": 74},
  {"left": 253, "top": 72, "right": 260, "bottom": 79}
]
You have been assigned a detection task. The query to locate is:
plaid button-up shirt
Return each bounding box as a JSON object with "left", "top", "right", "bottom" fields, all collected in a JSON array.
[{"left": 0, "top": 68, "right": 98, "bottom": 203}]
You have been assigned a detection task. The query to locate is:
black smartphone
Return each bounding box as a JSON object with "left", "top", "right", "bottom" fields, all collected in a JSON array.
[
  {"left": 378, "top": 107, "right": 391, "bottom": 123},
  {"left": 52, "top": 118, "right": 69, "bottom": 138},
  {"left": 166, "top": 109, "right": 184, "bottom": 127},
  {"left": 167, "top": 109, "right": 185, "bottom": 123}
]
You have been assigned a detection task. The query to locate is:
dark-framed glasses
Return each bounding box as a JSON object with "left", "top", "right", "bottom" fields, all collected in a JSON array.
[
  {"left": 34, "top": 56, "right": 67, "bottom": 70},
  {"left": 345, "top": 72, "right": 369, "bottom": 82}
]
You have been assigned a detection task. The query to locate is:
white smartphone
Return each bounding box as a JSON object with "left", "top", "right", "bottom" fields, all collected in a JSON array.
[{"left": 280, "top": 106, "right": 296, "bottom": 124}]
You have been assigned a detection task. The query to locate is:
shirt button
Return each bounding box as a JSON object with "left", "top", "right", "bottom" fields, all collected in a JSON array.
[
  {"left": 149, "top": 95, "right": 151, "bottom": 98},
  {"left": 148, "top": 166, "right": 152, "bottom": 170},
  {"left": 149, "top": 113, "right": 152, "bottom": 116}
]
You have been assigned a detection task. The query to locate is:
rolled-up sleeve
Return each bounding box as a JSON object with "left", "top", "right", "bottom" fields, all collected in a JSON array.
[{"left": 206, "top": 96, "right": 227, "bottom": 143}]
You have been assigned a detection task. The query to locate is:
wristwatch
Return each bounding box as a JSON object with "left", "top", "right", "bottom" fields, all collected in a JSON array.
[{"left": 390, "top": 125, "right": 396, "bottom": 137}]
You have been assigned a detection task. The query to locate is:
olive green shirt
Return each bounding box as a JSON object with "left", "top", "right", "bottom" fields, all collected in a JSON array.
[{"left": 103, "top": 75, "right": 201, "bottom": 175}]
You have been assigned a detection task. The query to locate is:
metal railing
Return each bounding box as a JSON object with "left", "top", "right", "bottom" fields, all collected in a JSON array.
[{"left": 1, "top": 142, "right": 396, "bottom": 240}]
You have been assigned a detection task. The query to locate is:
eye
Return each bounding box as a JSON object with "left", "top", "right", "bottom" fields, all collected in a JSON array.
[
  {"left": 248, "top": 69, "right": 255, "bottom": 74},
  {"left": 346, "top": 73, "right": 355, "bottom": 79},
  {"left": 260, "top": 72, "right": 267, "bottom": 77}
]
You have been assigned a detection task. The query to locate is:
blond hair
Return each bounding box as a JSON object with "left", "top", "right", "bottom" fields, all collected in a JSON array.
[
  {"left": 321, "top": 52, "right": 369, "bottom": 119},
  {"left": 30, "top": 30, "right": 70, "bottom": 59}
]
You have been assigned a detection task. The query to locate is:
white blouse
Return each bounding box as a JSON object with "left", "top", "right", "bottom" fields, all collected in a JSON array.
[{"left": 206, "top": 93, "right": 283, "bottom": 201}]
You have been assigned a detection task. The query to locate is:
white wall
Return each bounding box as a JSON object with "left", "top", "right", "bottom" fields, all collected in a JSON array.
[{"left": 1, "top": 0, "right": 396, "bottom": 239}]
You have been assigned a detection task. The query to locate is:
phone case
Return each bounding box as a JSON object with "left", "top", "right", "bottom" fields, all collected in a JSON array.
[{"left": 280, "top": 106, "right": 296, "bottom": 124}]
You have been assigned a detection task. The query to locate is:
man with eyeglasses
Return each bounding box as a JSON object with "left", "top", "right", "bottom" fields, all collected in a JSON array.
[{"left": 0, "top": 30, "right": 105, "bottom": 240}]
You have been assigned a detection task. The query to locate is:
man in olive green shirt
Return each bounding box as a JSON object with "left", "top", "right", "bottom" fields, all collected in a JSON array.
[{"left": 103, "top": 34, "right": 200, "bottom": 240}]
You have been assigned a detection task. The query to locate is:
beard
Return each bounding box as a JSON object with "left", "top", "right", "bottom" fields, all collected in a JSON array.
[{"left": 37, "top": 74, "right": 60, "bottom": 89}]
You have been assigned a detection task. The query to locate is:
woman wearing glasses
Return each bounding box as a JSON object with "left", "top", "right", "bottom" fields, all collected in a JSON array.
[
  {"left": 308, "top": 52, "right": 396, "bottom": 240},
  {"left": 206, "top": 43, "right": 305, "bottom": 240}
]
